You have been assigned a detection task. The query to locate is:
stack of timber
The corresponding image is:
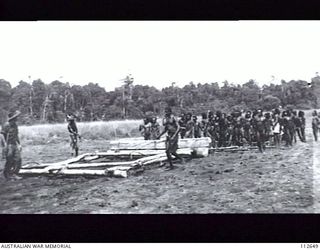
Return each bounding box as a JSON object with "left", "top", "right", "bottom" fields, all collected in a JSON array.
[
  {"left": 210, "top": 145, "right": 276, "bottom": 153},
  {"left": 19, "top": 137, "right": 211, "bottom": 178}
]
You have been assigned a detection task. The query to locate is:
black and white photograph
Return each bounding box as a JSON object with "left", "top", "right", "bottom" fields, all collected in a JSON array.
[{"left": 0, "top": 21, "right": 319, "bottom": 214}]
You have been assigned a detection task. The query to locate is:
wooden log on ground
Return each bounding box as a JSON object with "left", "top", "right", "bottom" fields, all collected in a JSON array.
[
  {"left": 65, "top": 153, "right": 169, "bottom": 169},
  {"left": 20, "top": 148, "right": 199, "bottom": 170},
  {"left": 19, "top": 153, "right": 171, "bottom": 175},
  {"left": 210, "top": 145, "right": 276, "bottom": 153},
  {"left": 19, "top": 165, "right": 137, "bottom": 178},
  {"left": 19, "top": 165, "right": 132, "bottom": 177},
  {"left": 109, "top": 137, "right": 211, "bottom": 150}
]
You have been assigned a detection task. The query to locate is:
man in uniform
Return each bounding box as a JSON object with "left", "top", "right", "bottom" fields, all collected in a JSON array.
[
  {"left": 1, "top": 110, "right": 22, "bottom": 180},
  {"left": 67, "top": 113, "right": 81, "bottom": 156},
  {"left": 157, "top": 107, "right": 182, "bottom": 170}
]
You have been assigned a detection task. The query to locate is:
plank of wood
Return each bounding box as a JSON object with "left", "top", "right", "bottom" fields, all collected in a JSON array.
[
  {"left": 19, "top": 166, "right": 132, "bottom": 177},
  {"left": 109, "top": 137, "right": 211, "bottom": 150},
  {"left": 21, "top": 148, "right": 196, "bottom": 170}
]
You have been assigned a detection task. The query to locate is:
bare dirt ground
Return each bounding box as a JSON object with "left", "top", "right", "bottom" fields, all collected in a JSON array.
[{"left": 0, "top": 124, "right": 317, "bottom": 214}]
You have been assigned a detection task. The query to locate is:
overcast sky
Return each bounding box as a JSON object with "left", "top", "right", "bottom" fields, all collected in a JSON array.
[{"left": 0, "top": 21, "right": 319, "bottom": 91}]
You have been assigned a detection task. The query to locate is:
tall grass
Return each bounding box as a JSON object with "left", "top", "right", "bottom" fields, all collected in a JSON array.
[
  {"left": 18, "top": 110, "right": 316, "bottom": 145},
  {"left": 19, "top": 120, "right": 142, "bottom": 145}
]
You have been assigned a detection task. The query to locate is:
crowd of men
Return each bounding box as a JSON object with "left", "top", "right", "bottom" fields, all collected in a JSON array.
[
  {"left": 140, "top": 107, "right": 320, "bottom": 156},
  {"left": 0, "top": 106, "right": 320, "bottom": 179}
]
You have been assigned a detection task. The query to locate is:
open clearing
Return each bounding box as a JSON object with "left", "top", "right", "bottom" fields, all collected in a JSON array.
[{"left": 0, "top": 119, "right": 317, "bottom": 214}]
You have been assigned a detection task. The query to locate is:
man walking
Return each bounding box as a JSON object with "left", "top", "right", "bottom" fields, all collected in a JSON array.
[
  {"left": 1, "top": 111, "right": 22, "bottom": 180},
  {"left": 157, "top": 107, "right": 182, "bottom": 170}
]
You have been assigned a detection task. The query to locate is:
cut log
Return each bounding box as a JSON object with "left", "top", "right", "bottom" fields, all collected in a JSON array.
[
  {"left": 19, "top": 153, "right": 171, "bottom": 175},
  {"left": 65, "top": 153, "right": 168, "bottom": 169},
  {"left": 19, "top": 136, "right": 211, "bottom": 178},
  {"left": 19, "top": 165, "right": 134, "bottom": 177},
  {"left": 109, "top": 137, "right": 211, "bottom": 150},
  {"left": 210, "top": 145, "right": 276, "bottom": 153},
  {"left": 20, "top": 148, "right": 199, "bottom": 170}
]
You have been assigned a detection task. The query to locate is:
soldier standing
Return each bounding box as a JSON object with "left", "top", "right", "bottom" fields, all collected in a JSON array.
[
  {"left": 67, "top": 114, "right": 81, "bottom": 156},
  {"left": 157, "top": 107, "right": 182, "bottom": 170},
  {"left": 1, "top": 111, "right": 22, "bottom": 180}
]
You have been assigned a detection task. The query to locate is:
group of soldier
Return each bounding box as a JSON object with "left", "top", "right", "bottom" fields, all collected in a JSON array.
[{"left": 140, "top": 107, "right": 320, "bottom": 169}]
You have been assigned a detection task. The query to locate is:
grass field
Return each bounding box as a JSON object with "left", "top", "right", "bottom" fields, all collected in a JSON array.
[{"left": 19, "top": 120, "right": 142, "bottom": 145}]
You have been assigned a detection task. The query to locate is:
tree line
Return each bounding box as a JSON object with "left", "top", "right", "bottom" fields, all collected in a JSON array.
[{"left": 0, "top": 75, "right": 320, "bottom": 125}]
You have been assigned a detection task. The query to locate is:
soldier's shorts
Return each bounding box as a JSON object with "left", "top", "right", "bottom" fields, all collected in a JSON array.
[{"left": 4, "top": 144, "right": 22, "bottom": 177}]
